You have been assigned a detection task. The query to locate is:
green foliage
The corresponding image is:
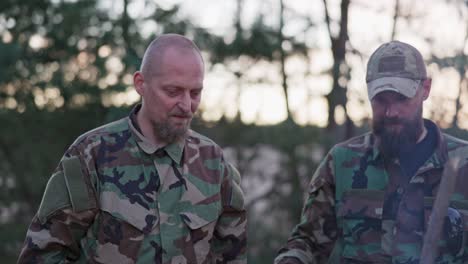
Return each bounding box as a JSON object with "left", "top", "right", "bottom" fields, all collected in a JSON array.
[
  {"left": 0, "top": 0, "right": 208, "bottom": 260},
  {"left": 0, "top": 0, "right": 466, "bottom": 263},
  {"left": 206, "top": 14, "right": 309, "bottom": 65}
]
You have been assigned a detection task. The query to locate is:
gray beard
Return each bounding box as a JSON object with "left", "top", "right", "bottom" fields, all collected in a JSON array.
[{"left": 153, "top": 119, "right": 190, "bottom": 144}]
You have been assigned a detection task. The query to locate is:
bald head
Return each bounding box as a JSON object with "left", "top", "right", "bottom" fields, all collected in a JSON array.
[
  {"left": 140, "top": 34, "right": 204, "bottom": 78},
  {"left": 133, "top": 34, "right": 205, "bottom": 144}
]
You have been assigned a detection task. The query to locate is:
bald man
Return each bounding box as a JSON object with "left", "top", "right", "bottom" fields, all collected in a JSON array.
[{"left": 18, "top": 34, "right": 247, "bottom": 264}]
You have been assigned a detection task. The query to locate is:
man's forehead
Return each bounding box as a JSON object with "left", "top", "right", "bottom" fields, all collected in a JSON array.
[
  {"left": 160, "top": 47, "right": 202, "bottom": 62},
  {"left": 149, "top": 48, "right": 204, "bottom": 75}
]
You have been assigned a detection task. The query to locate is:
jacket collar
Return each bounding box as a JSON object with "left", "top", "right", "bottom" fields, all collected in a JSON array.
[{"left": 128, "top": 104, "right": 184, "bottom": 166}]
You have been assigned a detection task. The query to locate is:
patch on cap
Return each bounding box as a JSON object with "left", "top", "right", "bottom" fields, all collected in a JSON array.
[{"left": 378, "top": 56, "right": 406, "bottom": 73}]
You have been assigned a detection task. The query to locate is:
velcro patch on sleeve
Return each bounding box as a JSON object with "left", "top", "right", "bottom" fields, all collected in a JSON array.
[
  {"left": 62, "top": 156, "right": 92, "bottom": 213},
  {"left": 37, "top": 171, "right": 71, "bottom": 224}
]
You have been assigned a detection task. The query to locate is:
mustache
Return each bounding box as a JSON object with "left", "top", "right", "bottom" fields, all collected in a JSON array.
[
  {"left": 372, "top": 117, "right": 405, "bottom": 135},
  {"left": 169, "top": 109, "right": 192, "bottom": 118},
  {"left": 380, "top": 117, "right": 405, "bottom": 125}
]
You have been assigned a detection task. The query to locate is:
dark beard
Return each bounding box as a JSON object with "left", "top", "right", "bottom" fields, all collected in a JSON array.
[
  {"left": 153, "top": 119, "right": 190, "bottom": 144},
  {"left": 372, "top": 117, "right": 422, "bottom": 160}
]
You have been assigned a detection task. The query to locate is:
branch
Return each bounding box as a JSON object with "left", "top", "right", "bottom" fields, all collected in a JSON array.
[
  {"left": 391, "top": 0, "right": 400, "bottom": 40},
  {"left": 278, "top": 0, "right": 292, "bottom": 120},
  {"left": 322, "top": 0, "right": 333, "bottom": 41}
]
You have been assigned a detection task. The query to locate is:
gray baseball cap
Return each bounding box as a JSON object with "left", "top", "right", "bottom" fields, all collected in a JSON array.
[{"left": 366, "top": 40, "right": 427, "bottom": 99}]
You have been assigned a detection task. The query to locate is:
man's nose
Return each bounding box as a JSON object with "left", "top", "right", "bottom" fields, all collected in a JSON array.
[
  {"left": 177, "top": 92, "right": 191, "bottom": 112},
  {"left": 385, "top": 104, "right": 399, "bottom": 118}
]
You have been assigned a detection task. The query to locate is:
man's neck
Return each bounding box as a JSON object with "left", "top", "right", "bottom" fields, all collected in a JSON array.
[{"left": 136, "top": 110, "right": 162, "bottom": 146}]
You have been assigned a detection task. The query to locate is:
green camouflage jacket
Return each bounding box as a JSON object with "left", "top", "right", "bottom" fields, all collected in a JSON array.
[
  {"left": 18, "top": 107, "right": 246, "bottom": 264},
  {"left": 275, "top": 120, "right": 468, "bottom": 264}
]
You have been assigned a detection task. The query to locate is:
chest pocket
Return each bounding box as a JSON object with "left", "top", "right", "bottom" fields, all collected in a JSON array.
[
  {"left": 179, "top": 203, "right": 220, "bottom": 263},
  {"left": 83, "top": 191, "right": 157, "bottom": 264},
  {"left": 336, "top": 189, "right": 386, "bottom": 261}
]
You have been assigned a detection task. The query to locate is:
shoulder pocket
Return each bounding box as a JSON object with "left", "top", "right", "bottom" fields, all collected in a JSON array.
[
  {"left": 37, "top": 171, "right": 71, "bottom": 224},
  {"left": 37, "top": 156, "right": 95, "bottom": 224},
  {"left": 62, "top": 156, "right": 94, "bottom": 212}
]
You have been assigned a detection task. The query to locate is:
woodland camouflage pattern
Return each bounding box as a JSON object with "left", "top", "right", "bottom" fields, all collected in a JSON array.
[
  {"left": 18, "top": 106, "right": 246, "bottom": 263},
  {"left": 275, "top": 120, "right": 468, "bottom": 264}
]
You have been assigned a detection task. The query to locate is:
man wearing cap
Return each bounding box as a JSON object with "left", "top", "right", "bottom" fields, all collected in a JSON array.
[{"left": 274, "top": 40, "right": 468, "bottom": 263}]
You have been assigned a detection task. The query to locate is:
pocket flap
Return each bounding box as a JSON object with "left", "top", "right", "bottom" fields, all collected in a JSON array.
[
  {"left": 337, "top": 189, "right": 385, "bottom": 219},
  {"left": 100, "top": 191, "right": 157, "bottom": 233},
  {"left": 180, "top": 207, "right": 219, "bottom": 230}
]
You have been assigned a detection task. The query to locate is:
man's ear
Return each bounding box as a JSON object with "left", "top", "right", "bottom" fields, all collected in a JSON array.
[
  {"left": 133, "top": 71, "right": 145, "bottom": 96},
  {"left": 422, "top": 78, "right": 432, "bottom": 100}
]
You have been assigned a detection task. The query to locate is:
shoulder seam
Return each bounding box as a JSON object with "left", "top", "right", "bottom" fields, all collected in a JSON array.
[{"left": 72, "top": 118, "right": 129, "bottom": 147}]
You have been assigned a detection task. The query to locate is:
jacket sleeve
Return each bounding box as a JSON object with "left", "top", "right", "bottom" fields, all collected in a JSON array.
[
  {"left": 274, "top": 151, "right": 338, "bottom": 264},
  {"left": 17, "top": 154, "right": 98, "bottom": 263},
  {"left": 212, "top": 162, "right": 247, "bottom": 263}
]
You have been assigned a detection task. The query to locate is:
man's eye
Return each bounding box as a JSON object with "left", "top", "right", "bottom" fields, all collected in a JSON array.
[
  {"left": 397, "top": 94, "right": 410, "bottom": 102},
  {"left": 166, "top": 89, "right": 179, "bottom": 96}
]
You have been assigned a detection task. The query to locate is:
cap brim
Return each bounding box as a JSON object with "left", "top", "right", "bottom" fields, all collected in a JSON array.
[{"left": 367, "top": 77, "right": 420, "bottom": 99}]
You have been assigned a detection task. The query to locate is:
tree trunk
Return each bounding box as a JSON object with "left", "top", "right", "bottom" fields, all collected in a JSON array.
[
  {"left": 279, "top": 0, "right": 293, "bottom": 121},
  {"left": 234, "top": 0, "right": 244, "bottom": 122},
  {"left": 323, "top": 0, "right": 352, "bottom": 138},
  {"left": 122, "top": 0, "right": 130, "bottom": 45}
]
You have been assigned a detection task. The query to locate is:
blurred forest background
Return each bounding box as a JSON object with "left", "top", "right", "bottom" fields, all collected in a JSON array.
[{"left": 0, "top": 0, "right": 466, "bottom": 262}]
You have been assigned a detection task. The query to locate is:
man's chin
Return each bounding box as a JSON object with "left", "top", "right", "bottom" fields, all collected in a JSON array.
[
  {"left": 170, "top": 123, "right": 190, "bottom": 133},
  {"left": 153, "top": 121, "right": 190, "bottom": 144},
  {"left": 170, "top": 123, "right": 190, "bottom": 138}
]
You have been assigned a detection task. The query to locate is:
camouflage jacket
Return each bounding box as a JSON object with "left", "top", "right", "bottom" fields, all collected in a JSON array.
[
  {"left": 275, "top": 120, "right": 468, "bottom": 264},
  {"left": 18, "top": 106, "right": 246, "bottom": 264}
]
